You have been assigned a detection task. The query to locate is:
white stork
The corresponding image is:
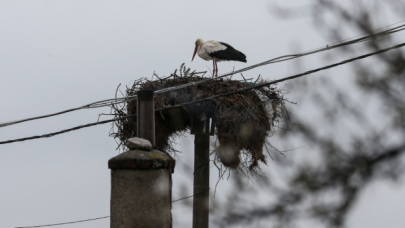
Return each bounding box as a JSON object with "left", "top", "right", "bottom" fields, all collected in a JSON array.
[{"left": 192, "top": 38, "right": 247, "bottom": 77}]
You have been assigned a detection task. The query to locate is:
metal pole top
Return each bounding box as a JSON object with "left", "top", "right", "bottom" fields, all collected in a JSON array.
[{"left": 138, "top": 90, "right": 154, "bottom": 101}]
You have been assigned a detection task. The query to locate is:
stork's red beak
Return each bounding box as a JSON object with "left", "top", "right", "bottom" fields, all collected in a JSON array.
[{"left": 192, "top": 46, "right": 198, "bottom": 61}]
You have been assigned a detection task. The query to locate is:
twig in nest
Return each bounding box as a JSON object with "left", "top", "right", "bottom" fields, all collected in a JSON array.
[
  {"left": 254, "top": 75, "right": 261, "bottom": 83},
  {"left": 240, "top": 73, "right": 247, "bottom": 82}
]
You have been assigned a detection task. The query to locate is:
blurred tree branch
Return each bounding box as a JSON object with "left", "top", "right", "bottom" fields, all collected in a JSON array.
[{"left": 214, "top": 1, "right": 405, "bottom": 227}]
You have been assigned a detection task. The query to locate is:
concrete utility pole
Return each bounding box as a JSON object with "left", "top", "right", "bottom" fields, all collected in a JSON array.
[
  {"left": 109, "top": 90, "right": 175, "bottom": 228},
  {"left": 191, "top": 114, "right": 210, "bottom": 228}
]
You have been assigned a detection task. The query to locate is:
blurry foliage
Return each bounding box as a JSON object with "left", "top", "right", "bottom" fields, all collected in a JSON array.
[{"left": 214, "top": 1, "right": 405, "bottom": 227}]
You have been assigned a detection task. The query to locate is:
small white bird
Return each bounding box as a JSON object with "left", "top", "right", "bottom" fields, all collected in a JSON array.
[{"left": 192, "top": 39, "right": 247, "bottom": 77}]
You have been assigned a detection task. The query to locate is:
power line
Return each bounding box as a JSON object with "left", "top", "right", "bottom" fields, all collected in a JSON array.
[
  {"left": 156, "top": 22, "right": 405, "bottom": 92},
  {"left": 172, "top": 189, "right": 209, "bottom": 203},
  {"left": 327, "top": 19, "right": 405, "bottom": 47},
  {"left": 152, "top": 41, "right": 405, "bottom": 109},
  {"left": 1, "top": 41, "right": 404, "bottom": 146},
  {"left": 11, "top": 216, "right": 110, "bottom": 228},
  {"left": 0, "top": 96, "right": 136, "bottom": 128},
  {"left": 0, "top": 113, "right": 136, "bottom": 145},
  {"left": 10, "top": 190, "right": 209, "bottom": 228},
  {"left": 1, "top": 21, "right": 404, "bottom": 129}
]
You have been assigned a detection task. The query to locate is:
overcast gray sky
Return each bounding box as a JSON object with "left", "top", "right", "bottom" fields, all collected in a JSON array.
[{"left": 1, "top": 1, "right": 405, "bottom": 228}]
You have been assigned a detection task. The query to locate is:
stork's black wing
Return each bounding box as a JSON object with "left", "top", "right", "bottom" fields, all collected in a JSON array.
[{"left": 208, "top": 42, "right": 247, "bottom": 63}]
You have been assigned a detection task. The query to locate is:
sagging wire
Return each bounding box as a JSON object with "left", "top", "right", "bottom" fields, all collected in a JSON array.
[
  {"left": 1, "top": 41, "right": 404, "bottom": 145},
  {"left": 1, "top": 20, "right": 404, "bottom": 129}
]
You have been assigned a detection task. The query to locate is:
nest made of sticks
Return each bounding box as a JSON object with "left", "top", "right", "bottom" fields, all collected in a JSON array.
[{"left": 110, "top": 65, "right": 290, "bottom": 176}]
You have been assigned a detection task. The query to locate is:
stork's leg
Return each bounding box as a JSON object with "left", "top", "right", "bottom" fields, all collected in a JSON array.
[
  {"left": 212, "top": 61, "right": 215, "bottom": 78},
  {"left": 215, "top": 61, "right": 218, "bottom": 77},
  {"left": 213, "top": 61, "right": 215, "bottom": 77}
]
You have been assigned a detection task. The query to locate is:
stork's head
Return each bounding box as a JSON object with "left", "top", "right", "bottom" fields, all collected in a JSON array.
[{"left": 192, "top": 38, "right": 204, "bottom": 61}]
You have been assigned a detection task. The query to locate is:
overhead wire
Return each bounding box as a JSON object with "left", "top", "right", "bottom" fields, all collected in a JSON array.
[
  {"left": 328, "top": 19, "right": 405, "bottom": 47},
  {"left": 1, "top": 41, "right": 404, "bottom": 145},
  {"left": 1, "top": 20, "right": 404, "bottom": 129},
  {"left": 10, "top": 190, "right": 209, "bottom": 228},
  {"left": 4, "top": 20, "right": 405, "bottom": 228},
  {"left": 11, "top": 216, "right": 110, "bottom": 228}
]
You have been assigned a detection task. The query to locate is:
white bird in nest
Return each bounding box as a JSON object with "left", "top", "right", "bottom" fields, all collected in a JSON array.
[{"left": 192, "top": 38, "right": 247, "bottom": 77}]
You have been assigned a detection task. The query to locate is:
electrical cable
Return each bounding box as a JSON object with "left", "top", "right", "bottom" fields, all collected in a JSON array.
[
  {"left": 10, "top": 190, "right": 209, "bottom": 228},
  {"left": 1, "top": 41, "right": 404, "bottom": 145},
  {"left": 1, "top": 21, "right": 404, "bottom": 129}
]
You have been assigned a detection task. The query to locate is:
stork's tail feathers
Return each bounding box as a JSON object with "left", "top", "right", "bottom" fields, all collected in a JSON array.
[
  {"left": 228, "top": 50, "right": 246, "bottom": 63},
  {"left": 238, "top": 51, "right": 247, "bottom": 63}
]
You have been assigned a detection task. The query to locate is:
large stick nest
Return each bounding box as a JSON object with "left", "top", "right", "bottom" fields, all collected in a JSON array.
[{"left": 110, "top": 66, "right": 290, "bottom": 176}]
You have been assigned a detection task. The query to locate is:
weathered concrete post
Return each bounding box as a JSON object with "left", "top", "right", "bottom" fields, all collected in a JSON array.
[
  {"left": 109, "top": 90, "right": 175, "bottom": 228},
  {"left": 109, "top": 138, "right": 175, "bottom": 228}
]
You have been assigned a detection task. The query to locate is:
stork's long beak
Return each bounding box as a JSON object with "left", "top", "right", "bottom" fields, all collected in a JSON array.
[{"left": 191, "top": 45, "right": 198, "bottom": 61}]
